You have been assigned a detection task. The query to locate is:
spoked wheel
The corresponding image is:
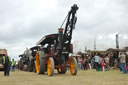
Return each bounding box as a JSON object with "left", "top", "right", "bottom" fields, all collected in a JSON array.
[
  {"left": 36, "top": 51, "right": 45, "bottom": 74},
  {"left": 70, "top": 57, "right": 77, "bottom": 75},
  {"left": 36, "top": 52, "right": 40, "bottom": 74},
  {"left": 47, "top": 57, "right": 54, "bottom": 76},
  {"left": 19, "top": 63, "right": 22, "bottom": 70},
  {"left": 23, "top": 65, "right": 28, "bottom": 71},
  {"left": 33, "top": 61, "right": 36, "bottom": 73},
  {"left": 28, "top": 60, "right": 33, "bottom": 72},
  {"left": 22, "top": 64, "right": 24, "bottom": 71}
]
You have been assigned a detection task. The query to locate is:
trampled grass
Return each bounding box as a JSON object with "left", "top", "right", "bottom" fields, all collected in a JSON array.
[{"left": 0, "top": 69, "right": 128, "bottom": 85}]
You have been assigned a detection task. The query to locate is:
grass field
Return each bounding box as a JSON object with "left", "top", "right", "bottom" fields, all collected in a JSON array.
[{"left": 0, "top": 69, "right": 128, "bottom": 85}]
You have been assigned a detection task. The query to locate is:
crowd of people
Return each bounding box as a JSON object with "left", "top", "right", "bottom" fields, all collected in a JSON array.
[
  {"left": 1, "top": 52, "right": 128, "bottom": 77},
  {"left": 77, "top": 52, "right": 128, "bottom": 74}
]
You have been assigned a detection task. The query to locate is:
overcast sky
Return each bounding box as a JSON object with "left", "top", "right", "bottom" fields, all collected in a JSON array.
[{"left": 0, "top": 0, "right": 128, "bottom": 60}]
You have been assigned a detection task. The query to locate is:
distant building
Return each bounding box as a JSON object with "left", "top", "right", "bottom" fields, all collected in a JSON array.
[{"left": 124, "top": 47, "right": 128, "bottom": 52}]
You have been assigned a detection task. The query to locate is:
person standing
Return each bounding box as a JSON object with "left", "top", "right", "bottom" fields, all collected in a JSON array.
[
  {"left": 81, "top": 58, "right": 85, "bottom": 70},
  {"left": 11, "top": 58, "right": 16, "bottom": 72},
  {"left": 94, "top": 54, "right": 100, "bottom": 71},
  {"left": 113, "top": 58, "right": 118, "bottom": 69},
  {"left": 77, "top": 57, "right": 82, "bottom": 70},
  {"left": 88, "top": 56, "right": 92, "bottom": 69},
  {"left": 91, "top": 57, "right": 95, "bottom": 69},
  {"left": 2, "top": 54, "right": 11, "bottom": 76},
  {"left": 84, "top": 57, "right": 88, "bottom": 70},
  {"left": 98, "top": 57, "right": 102, "bottom": 71},
  {"left": 101, "top": 58, "right": 105, "bottom": 72},
  {"left": 104, "top": 54, "right": 110, "bottom": 70},
  {"left": 119, "top": 52, "right": 127, "bottom": 74}
]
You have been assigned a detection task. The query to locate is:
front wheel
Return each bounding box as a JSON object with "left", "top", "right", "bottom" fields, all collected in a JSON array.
[
  {"left": 70, "top": 57, "right": 77, "bottom": 75},
  {"left": 36, "top": 51, "right": 45, "bottom": 74},
  {"left": 47, "top": 57, "right": 54, "bottom": 76}
]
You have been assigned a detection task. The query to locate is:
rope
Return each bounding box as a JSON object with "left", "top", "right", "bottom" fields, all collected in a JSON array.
[{"left": 60, "top": 14, "right": 68, "bottom": 28}]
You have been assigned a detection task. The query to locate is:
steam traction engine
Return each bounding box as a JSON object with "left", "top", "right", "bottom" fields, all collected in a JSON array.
[{"left": 35, "top": 4, "right": 78, "bottom": 76}]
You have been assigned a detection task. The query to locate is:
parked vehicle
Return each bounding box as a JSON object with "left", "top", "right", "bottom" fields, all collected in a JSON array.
[{"left": 35, "top": 4, "right": 78, "bottom": 76}]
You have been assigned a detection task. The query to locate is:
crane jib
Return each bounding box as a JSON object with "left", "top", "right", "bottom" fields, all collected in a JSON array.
[{"left": 58, "top": 4, "right": 79, "bottom": 58}]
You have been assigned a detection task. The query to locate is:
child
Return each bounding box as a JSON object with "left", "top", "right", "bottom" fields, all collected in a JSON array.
[
  {"left": 126, "top": 63, "right": 128, "bottom": 71},
  {"left": 102, "top": 58, "right": 105, "bottom": 72}
]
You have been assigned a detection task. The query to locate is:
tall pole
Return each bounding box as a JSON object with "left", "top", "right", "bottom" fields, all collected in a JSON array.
[
  {"left": 85, "top": 46, "right": 87, "bottom": 52},
  {"left": 94, "top": 40, "right": 96, "bottom": 50},
  {"left": 116, "top": 34, "right": 119, "bottom": 49},
  {"left": 116, "top": 33, "right": 120, "bottom": 58}
]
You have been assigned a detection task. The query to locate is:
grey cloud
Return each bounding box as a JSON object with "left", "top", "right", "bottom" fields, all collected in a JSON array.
[{"left": 0, "top": 0, "right": 128, "bottom": 60}]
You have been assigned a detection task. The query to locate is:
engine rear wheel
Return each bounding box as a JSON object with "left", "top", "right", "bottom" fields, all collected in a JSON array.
[
  {"left": 70, "top": 57, "right": 77, "bottom": 75},
  {"left": 47, "top": 57, "right": 54, "bottom": 76},
  {"left": 23, "top": 65, "right": 28, "bottom": 71},
  {"left": 33, "top": 61, "right": 36, "bottom": 73},
  {"left": 28, "top": 60, "right": 33, "bottom": 72}
]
